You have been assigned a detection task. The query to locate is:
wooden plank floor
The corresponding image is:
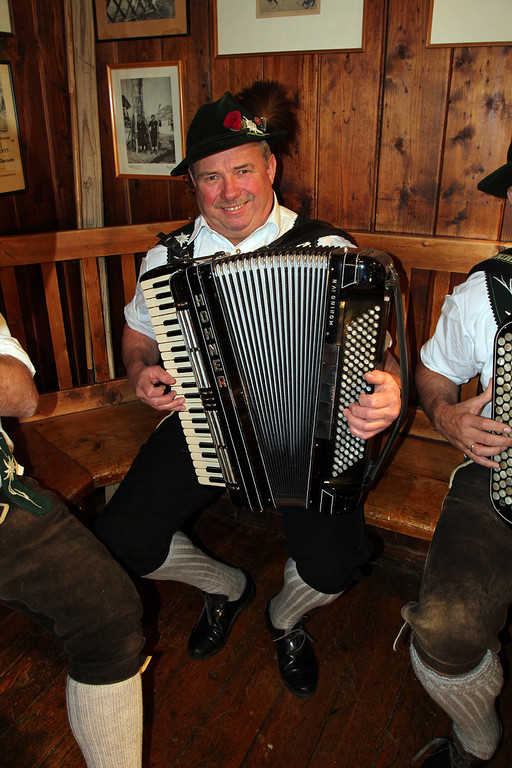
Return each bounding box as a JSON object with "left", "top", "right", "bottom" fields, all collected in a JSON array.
[{"left": 2, "top": 498, "right": 512, "bottom": 768}]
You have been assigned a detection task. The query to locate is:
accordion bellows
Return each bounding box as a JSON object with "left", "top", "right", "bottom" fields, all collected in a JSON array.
[{"left": 141, "top": 246, "right": 400, "bottom": 514}]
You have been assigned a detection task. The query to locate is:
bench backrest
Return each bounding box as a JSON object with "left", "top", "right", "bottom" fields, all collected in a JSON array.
[{"left": 0, "top": 221, "right": 187, "bottom": 421}]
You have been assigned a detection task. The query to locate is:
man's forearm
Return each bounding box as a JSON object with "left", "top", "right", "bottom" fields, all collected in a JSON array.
[
  {"left": 415, "top": 361, "right": 459, "bottom": 435},
  {"left": 122, "top": 325, "right": 161, "bottom": 388}
]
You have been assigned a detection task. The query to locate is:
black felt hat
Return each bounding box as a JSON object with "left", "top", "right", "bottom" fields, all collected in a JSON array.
[
  {"left": 477, "top": 140, "right": 512, "bottom": 198},
  {"left": 171, "top": 90, "right": 287, "bottom": 177}
]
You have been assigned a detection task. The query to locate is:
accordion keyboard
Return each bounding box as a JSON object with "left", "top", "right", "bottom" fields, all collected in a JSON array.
[
  {"left": 141, "top": 271, "right": 226, "bottom": 488},
  {"left": 491, "top": 319, "right": 512, "bottom": 522}
]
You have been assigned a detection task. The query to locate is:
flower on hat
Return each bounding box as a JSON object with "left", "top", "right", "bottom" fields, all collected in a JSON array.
[
  {"left": 223, "top": 109, "right": 267, "bottom": 137},
  {"left": 224, "top": 111, "right": 242, "bottom": 130}
]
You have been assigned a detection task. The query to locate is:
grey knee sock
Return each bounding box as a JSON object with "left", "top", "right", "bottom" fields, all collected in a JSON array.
[
  {"left": 410, "top": 643, "right": 502, "bottom": 760},
  {"left": 144, "top": 530, "right": 246, "bottom": 600},
  {"left": 66, "top": 673, "right": 142, "bottom": 768},
  {"left": 269, "top": 558, "right": 342, "bottom": 631}
]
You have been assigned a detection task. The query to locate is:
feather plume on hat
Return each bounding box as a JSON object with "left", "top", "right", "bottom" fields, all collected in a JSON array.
[{"left": 235, "top": 80, "right": 298, "bottom": 153}]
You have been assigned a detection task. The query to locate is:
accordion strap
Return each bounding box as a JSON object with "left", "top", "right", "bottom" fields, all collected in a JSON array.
[
  {"left": 468, "top": 248, "right": 512, "bottom": 328},
  {"left": 157, "top": 222, "right": 196, "bottom": 264}
]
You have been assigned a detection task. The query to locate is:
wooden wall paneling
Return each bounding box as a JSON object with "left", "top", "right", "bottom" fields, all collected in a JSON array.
[
  {"left": 166, "top": 0, "right": 211, "bottom": 130},
  {"left": 128, "top": 178, "right": 173, "bottom": 225},
  {"left": 0, "top": 198, "right": 17, "bottom": 236},
  {"left": 34, "top": 0, "right": 76, "bottom": 230},
  {"left": 436, "top": 47, "right": 512, "bottom": 240},
  {"left": 95, "top": 41, "right": 132, "bottom": 227},
  {"left": 0, "top": 5, "right": 62, "bottom": 232},
  {"left": 211, "top": 57, "right": 264, "bottom": 101},
  {"left": 263, "top": 54, "right": 319, "bottom": 218},
  {"left": 66, "top": 0, "right": 104, "bottom": 229},
  {"left": 162, "top": 0, "right": 212, "bottom": 222},
  {"left": 316, "top": 0, "right": 387, "bottom": 231},
  {"left": 376, "top": 0, "right": 451, "bottom": 235}
]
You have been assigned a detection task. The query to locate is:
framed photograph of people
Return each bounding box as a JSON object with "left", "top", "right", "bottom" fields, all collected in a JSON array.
[
  {"left": 107, "top": 61, "right": 185, "bottom": 179},
  {"left": 0, "top": 62, "right": 27, "bottom": 195},
  {"left": 94, "top": 0, "right": 188, "bottom": 41},
  {"left": 214, "top": 0, "right": 366, "bottom": 56}
]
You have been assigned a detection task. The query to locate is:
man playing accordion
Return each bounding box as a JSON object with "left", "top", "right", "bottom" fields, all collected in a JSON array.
[{"left": 95, "top": 81, "right": 401, "bottom": 698}]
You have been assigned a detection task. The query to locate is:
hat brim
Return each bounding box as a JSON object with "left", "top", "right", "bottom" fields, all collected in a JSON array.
[
  {"left": 170, "top": 129, "right": 287, "bottom": 177},
  {"left": 477, "top": 162, "right": 512, "bottom": 198}
]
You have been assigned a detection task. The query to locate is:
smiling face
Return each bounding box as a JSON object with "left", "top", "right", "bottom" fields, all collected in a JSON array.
[{"left": 190, "top": 143, "right": 277, "bottom": 246}]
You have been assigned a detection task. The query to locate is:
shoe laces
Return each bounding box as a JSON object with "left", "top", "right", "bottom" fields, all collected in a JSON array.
[
  {"left": 412, "top": 738, "right": 482, "bottom": 767},
  {"left": 272, "top": 615, "right": 315, "bottom": 645}
]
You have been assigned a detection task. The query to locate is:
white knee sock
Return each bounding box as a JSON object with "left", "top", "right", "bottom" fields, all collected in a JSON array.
[
  {"left": 269, "top": 558, "right": 342, "bottom": 631},
  {"left": 66, "top": 673, "right": 142, "bottom": 768},
  {"left": 410, "top": 643, "right": 502, "bottom": 760},
  {"left": 143, "top": 530, "right": 246, "bottom": 600}
]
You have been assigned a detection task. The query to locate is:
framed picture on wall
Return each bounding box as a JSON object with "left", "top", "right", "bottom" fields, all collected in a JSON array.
[
  {"left": 428, "top": 0, "right": 512, "bottom": 46},
  {"left": 94, "top": 0, "right": 188, "bottom": 41},
  {"left": 214, "top": 0, "right": 366, "bottom": 56},
  {"left": 0, "top": 62, "right": 27, "bottom": 195},
  {"left": 107, "top": 61, "right": 185, "bottom": 179},
  {"left": 0, "top": 0, "right": 13, "bottom": 35}
]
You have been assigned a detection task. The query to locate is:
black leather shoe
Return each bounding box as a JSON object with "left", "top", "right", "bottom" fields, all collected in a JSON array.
[
  {"left": 413, "top": 737, "right": 489, "bottom": 767},
  {"left": 188, "top": 570, "right": 255, "bottom": 660},
  {"left": 265, "top": 602, "right": 318, "bottom": 698}
]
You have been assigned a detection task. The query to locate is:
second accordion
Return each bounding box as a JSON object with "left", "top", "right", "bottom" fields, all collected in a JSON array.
[{"left": 141, "top": 245, "right": 406, "bottom": 514}]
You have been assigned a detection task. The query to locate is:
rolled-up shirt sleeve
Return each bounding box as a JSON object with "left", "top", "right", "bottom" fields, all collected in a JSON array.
[
  {"left": 420, "top": 272, "right": 495, "bottom": 389},
  {"left": 0, "top": 313, "right": 35, "bottom": 376},
  {"left": 124, "top": 244, "right": 168, "bottom": 340}
]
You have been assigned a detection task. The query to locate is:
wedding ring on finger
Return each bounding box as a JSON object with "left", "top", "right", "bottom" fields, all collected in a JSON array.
[{"left": 469, "top": 442, "right": 476, "bottom": 452}]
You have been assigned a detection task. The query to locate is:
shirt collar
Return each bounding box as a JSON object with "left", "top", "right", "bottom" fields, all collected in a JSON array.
[{"left": 190, "top": 193, "right": 281, "bottom": 250}]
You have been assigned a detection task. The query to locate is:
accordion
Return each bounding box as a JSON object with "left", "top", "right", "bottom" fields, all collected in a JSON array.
[
  {"left": 140, "top": 245, "right": 407, "bottom": 514},
  {"left": 491, "top": 317, "right": 512, "bottom": 523}
]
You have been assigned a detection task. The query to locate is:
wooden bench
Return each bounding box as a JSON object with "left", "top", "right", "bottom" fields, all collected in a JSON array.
[
  {"left": 0, "top": 223, "right": 510, "bottom": 540},
  {"left": 0, "top": 221, "right": 187, "bottom": 508}
]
